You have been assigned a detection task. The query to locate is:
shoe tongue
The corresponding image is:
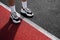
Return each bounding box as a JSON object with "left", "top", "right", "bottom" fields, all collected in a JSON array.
[
  {"left": 23, "top": 8, "right": 32, "bottom": 13},
  {"left": 26, "top": 8, "right": 29, "bottom": 10},
  {"left": 26, "top": 8, "right": 31, "bottom": 13},
  {"left": 12, "top": 12, "right": 19, "bottom": 19}
]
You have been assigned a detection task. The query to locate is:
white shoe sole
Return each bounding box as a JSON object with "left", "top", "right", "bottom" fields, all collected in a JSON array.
[{"left": 10, "top": 15, "right": 21, "bottom": 24}]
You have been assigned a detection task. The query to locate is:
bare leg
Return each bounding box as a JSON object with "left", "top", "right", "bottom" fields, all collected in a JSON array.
[
  {"left": 8, "top": 0, "right": 16, "bottom": 12},
  {"left": 8, "top": 0, "right": 15, "bottom": 6},
  {"left": 21, "top": 0, "right": 27, "bottom": 2}
]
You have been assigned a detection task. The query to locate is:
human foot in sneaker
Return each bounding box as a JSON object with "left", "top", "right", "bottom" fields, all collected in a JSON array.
[
  {"left": 10, "top": 12, "right": 21, "bottom": 23},
  {"left": 20, "top": 8, "right": 34, "bottom": 18}
]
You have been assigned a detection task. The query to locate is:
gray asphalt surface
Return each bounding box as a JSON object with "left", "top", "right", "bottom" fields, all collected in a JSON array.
[{"left": 1, "top": 0, "right": 60, "bottom": 39}]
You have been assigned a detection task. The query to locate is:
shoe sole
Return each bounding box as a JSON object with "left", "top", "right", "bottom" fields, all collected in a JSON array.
[
  {"left": 20, "top": 12, "right": 34, "bottom": 18},
  {"left": 10, "top": 15, "right": 21, "bottom": 24}
]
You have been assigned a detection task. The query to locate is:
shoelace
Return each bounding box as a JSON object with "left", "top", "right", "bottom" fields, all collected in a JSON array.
[
  {"left": 12, "top": 12, "right": 19, "bottom": 19},
  {"left": 23, "top": 8, "right": 32, "bottom": 14}
]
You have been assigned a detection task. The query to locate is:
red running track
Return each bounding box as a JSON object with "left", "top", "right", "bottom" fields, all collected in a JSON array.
[{"left": 0, "top": 5, "right": 51, "bottom": 40}]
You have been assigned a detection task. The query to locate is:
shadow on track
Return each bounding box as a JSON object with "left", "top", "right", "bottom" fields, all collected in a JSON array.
[{"left": 0, "top": 18, "right": 21, "bottom": 40}]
